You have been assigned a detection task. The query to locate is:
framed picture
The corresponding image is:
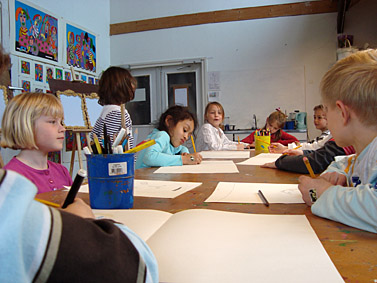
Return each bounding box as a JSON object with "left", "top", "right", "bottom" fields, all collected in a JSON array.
[
  {"left": 80, "top": 74, "right": 87, "bottom": 83},
  {"left": 65, "top": 23, "right": 96, "bottom": 73},
  {"left": 64, "top": 69, "right": 72, "bottom": 81},
  {"left": 88, "top": 76, "right": 94, "bottom": 84},
  {"left": 55, "top": 67, "right": 63, "bottom": 80},
  {"left": 19, "top": 58, "right": 31, "bottom": 76},
  {"left": 19, "top": 77, "right": 32, "bottom": 92},
  {"left": 56, "top": 90, "right": 87, "bottom": 129},
  {"left": 13, "top": 0, "right": 58, "bottom": 62},
  {"left": 45, "top": 65, "right": 54, "bottom": 83},
  {"left": 82, "top": 93, "right": 102, "bottom": 128},
  {"left": 35, "top": 63, "right": 43, "bottom": 82}
]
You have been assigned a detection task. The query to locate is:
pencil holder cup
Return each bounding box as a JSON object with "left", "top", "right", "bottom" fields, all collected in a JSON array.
[
  {"left": 255, "top": 135, "right": 271, "bottom": 153},
  {"left": 86, "top": 153, "right": 135, "bottom": 209}
]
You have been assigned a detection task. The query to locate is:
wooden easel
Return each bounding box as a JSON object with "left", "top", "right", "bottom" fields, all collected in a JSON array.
[
  {"left": 68, "top": 129, "right": 92, "bottom": 176},
  {"left": 49, "top": 79, "right": 99, "bottom": 177}
]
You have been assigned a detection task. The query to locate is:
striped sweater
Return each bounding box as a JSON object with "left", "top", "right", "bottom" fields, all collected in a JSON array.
[{"left": 91, "top": 105, "right": 134, "bottom": 149}]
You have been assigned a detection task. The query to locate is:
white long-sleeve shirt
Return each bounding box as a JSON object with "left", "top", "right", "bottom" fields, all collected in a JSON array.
[
  {"left": 196, "top": 123, "right": 246, "bottom": 152},
  {"left": 288, "top": 130, "right": 332, "bottom": 150}
]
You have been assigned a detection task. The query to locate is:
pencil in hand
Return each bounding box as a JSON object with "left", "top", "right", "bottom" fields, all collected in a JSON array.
[
  {"left": 190, "top": 135, "right": 196, "bottom": 153},
  {"left": 303, "top": 157, "right": 315, "bottom": 178}
]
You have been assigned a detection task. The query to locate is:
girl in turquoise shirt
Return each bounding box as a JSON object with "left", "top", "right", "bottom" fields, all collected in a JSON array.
[{"left": 136, "top": 105, "right": 202, "bottom": 169}]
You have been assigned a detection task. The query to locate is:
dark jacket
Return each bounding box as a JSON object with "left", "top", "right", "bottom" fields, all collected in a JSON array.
[{"left": 275, "top": 140, "right": 355, "bottom": 174}]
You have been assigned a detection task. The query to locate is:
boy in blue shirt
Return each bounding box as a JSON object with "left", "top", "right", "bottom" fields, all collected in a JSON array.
[{"left": 298, "top": 50, "right": 377, "bottom": 233}]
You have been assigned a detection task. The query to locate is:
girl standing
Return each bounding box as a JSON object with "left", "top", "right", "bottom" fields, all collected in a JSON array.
[
  {"left": 136, "top": 105, "right": 202, "bottom": 169},
  {"left": 1, "top": 92, "right": 72, "bottom": 193},
  {"left": 91, "top": 66, "right": 136, "bottom": 149}
]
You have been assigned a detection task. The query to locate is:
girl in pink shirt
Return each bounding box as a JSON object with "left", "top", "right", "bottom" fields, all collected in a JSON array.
[{"left": 2, "top": 92, "right": 72, "bottom": 193}]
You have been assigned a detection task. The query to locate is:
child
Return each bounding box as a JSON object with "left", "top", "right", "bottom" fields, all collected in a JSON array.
[
  {"left": 196, "top": 102, "right": 248, "bottom": 151},
  {"left": 1, "top": 92, "right": 73, "bottom": 194},
  {"left": 0, "top": 169, "right": 158, "bottom": 282},
  {"left": 298, "top": 49, "right": 377, "bottom": 233},
  {"left": 91, "top": 66, "right": 136, "bottom": 149},
  {"left": 269, "top": 104, "right": 331, "bottom": 155},
  {"left": 241, "top": 110, "right": 298, "bottom": 147},
  {"left": 136, "top": 105, "right": 202, "bottom": 169}
]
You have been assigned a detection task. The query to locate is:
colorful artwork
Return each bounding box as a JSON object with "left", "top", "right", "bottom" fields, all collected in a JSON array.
[
  {"left": 66, "top": 23, "right": 96, "bottom": 72},
  {"left": 81, "top": 74, "right": 87, "bottom": 83},
  {"left": 48, "top": 151, "right": 61, "bottom": 163},
  {"left": 64, "top": 70, "right": 71, "bottom": 81},
  {"left": 88, "top": 77, "right": 94, "bottom": 84},
  {"left": 55, "top": 68, "right": 63, "bottom": 80},
  {"left": 65, "top": 131, "right": 88, "bottom": 152},
  {"left": 20, "top": 60, "right": 30, "bottom": 74},
  {"left": 46, "top": 66, "right": 53, "bottom": 83},
  {"left": 22, "top": 80, "right": 31, "bottom": 92},
  {"left": 15, "top": 0, "right": 58, "bottom": 61},
  {"left": 35, "top": 63, "right": 43, "bottom": 82},
  {"left": 95, "top": 78, "right": 99, "bottom": 85}
]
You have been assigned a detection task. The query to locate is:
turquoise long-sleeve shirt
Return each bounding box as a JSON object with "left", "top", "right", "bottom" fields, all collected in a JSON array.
[
  {"left": 136, "top": 129, "right": 189, "bottom": 169},
  {"left": 312, "top": 136, "right": 377, "bottom": 233}
]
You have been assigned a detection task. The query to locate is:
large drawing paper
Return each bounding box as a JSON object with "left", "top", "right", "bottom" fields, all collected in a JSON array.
[
  {"left": 93, "top": 209, "right": 343, "bottom": 283},
  {"left": 133, "top": 179, "right": 202, "bottom": 198},
  {"left": 70, "top": 180, "right": 201, "bottom": 198},
  {"left": 237, "top": 153, "right": 282, "bottom": 165},
  {"left": 200, "top": 150, "right": 250, "bottom": 159},
  {"left": 205, "top": 182, "right": 304, "bottom": 203},
  {"left": 153, "top": 160, "right": 239, "bottom": 174}
]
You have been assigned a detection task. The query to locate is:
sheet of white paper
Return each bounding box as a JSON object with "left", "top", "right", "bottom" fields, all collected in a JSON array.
[
  {"left": 153, "top": 160, "right": 239, "bottom": 174},
  {"left": 200, "top": 150, "right": 250, "bottom": 159},
  {"left": 67, "top": 180, "right": 201, "bottom": 198},
  {"left": 93, "top": 209, "right": 172, "bottom": 241},
  {"left": 237, "top": 153, "right": 282, "bottom": 165},
  {"left": 147, "top": 209, "right": 344, "bottom": 283},
  {"left": 205, "top": 182, "right": 304, "bottom": 203},
  {"left": 64, "top": 184, "right": 89, "bottom": 193},
  {"left": 134, "top": 179, "right": 201, "bottom": 198}
]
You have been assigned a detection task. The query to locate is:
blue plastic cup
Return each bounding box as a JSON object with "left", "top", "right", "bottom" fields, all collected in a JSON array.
[{"left": 86, "top": 153, "right": 135, "bottom": 209}]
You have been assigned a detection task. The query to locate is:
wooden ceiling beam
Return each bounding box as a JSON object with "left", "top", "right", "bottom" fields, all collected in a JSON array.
[{"left": 110, "top": 0, "right": 338, "bottom": 35}]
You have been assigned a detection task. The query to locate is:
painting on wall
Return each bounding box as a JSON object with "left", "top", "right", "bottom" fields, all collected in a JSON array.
[
  {"left": 14, "top": 0, "right": 58, "bottom": 62},
  {"left": 34, "top": 63, "right": 43, "bottom": 82},
  {"left": 20, "top": 78, "right": 31, "bottom": 92},
  {"left": 66, "top": 23, "right": 96, "bottom": 73},
  {"left": 55, "top": 68, "right": 63, "bottom": 80},
  {"left": 64, "top": 70, "right": 72, "bottom": 81},
  {"left": 20, "top": 59, "right": 31, "bottom": 75},
  {"left": 45, "top": 65, "right": 54, "bottom": 83}
]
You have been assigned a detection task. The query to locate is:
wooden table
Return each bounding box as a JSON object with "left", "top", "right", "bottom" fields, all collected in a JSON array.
[{"left": 38, "top": 157, "right": 377, "bottom": 282}]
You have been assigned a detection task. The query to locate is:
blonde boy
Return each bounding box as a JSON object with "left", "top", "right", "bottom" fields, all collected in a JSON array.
[{"left": 298, "top": 50, "right": 377, "bottom": 233}]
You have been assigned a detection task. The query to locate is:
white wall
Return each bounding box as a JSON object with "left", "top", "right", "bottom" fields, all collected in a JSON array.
[{"left": 110, "top": 0, "right": 338, "bottom": 140}]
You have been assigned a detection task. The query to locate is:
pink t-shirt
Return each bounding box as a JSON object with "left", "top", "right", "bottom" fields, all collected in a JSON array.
[{"left": 4, "top": 157, "right": 73, "bottom": 194}]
